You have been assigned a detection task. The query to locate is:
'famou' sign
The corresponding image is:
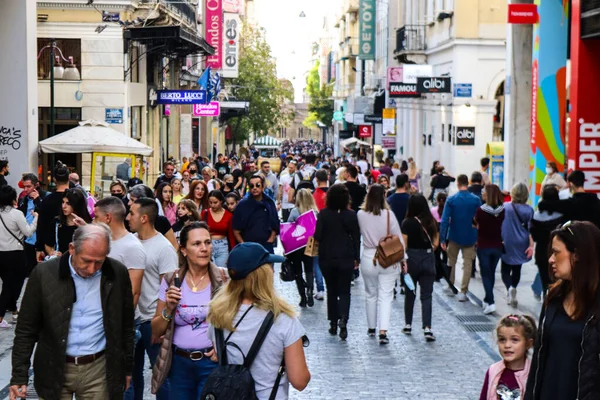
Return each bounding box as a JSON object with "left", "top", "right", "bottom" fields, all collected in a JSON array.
[{"left": 359, "top": 0, "right": 375, "bottom": 60}]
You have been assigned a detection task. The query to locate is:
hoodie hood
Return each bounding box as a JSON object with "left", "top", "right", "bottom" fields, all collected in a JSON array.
[{"left": 480, "top": 204, "right": 504, "bottom": 216}]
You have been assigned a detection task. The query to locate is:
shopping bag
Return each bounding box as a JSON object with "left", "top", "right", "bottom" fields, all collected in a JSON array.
[
  {"left": 304, "top": 236, "right": 319, "bottom": 257},
  {"left": 279, "top": 210, "right": 317, "bottom": 255}
]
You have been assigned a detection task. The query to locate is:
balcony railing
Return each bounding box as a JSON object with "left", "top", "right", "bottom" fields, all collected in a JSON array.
[
  {"left": 142, "top": 0, "right": 197, "bottom": 27},
  {"left": 395, "top": 25, "right": 426, "bottom": 53}
]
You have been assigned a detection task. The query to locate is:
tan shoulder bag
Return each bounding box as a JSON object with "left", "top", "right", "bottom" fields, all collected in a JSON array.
[{"left": 374, "top": 210, "right": 405, "bottom": 268}]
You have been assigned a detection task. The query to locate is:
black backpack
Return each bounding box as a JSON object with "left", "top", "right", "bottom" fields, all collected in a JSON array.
[
  {"left": 292, "top": 170, "right": 316, "bottom": 192},
  {"left": 200, "top": 306, "right": 285, "bottom": 400}
]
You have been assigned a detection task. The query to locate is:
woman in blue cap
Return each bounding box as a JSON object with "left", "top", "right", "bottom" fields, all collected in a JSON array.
[{"left": 207, "top": 243, "right": 311, "bottom": 399}]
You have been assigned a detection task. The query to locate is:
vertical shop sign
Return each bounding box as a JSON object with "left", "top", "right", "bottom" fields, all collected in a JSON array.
[
  {"left": 205, "top": 0, "right": 223, "bottom": 69},
  {"left": 359, "top": 0, "right": 375, "bottom": 60},
  {"left": 222, "top": 13, "right": 240, "bottom": 78}
]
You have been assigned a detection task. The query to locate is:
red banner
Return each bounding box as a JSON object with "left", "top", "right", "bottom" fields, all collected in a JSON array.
[
  {"left": 359, "top": 125, "right": 372, "bottom": 138},
  {"left": 508, "top": 4, "right": 539, "bottom": 24},
  {"left": 568, "top": 0, "right": 600, "bottom": 193}
]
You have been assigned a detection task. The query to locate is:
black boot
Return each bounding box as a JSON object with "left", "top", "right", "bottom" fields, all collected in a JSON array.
[
  {"left": 338, "top": 318, "right": 348, "bottom": 340},
  {"left": 295, "top": 278, "right": 307, "bottom": 307},
  {"left": 329, "top": 320, "right": 337, "bottom": 335},
  {"left": 307, "top": 289, "right": 314, "bottom": 307}
]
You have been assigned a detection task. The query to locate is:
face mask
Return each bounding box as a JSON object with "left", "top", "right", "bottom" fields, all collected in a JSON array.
[
  {"left": 112, "top": 193, "right": 124, "bottom": 199},
  {"left": 4, "top": 171, "right": 9, "bottom": 176},
  {"left": 226, "top": 182, "right": 235, "bottom": 189},
  {"left": 545, "top": 167, "right": 553, "bottom": 175}
]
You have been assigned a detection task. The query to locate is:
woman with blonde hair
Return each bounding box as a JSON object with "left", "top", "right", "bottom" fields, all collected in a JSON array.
[
  {"left": 206, "top": 243, "right": 310, "bottom": 399},
  {"left": 501, "top": 182, "right": 534, "bottom": 307},
  {"left": 287, "top": 189, "right": 318, "bottom": 307},
  {"left": 357, "top": 184, "right": 405, "bottom": 344},
  {"left": 171, "top": 178, "right": 185, "bottom": 204},
  {"left": 408, "top": 161, "right": 421, "bottom": 192}
]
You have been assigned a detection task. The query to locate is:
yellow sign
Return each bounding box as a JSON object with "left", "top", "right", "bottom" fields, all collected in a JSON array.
[{"left": 382, "top": 108, "right": 395, "bottom": 119}]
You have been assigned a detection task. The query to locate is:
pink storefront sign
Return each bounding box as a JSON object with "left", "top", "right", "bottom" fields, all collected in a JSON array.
[{"left": 193, "top": 102, "right": 220, "bottom": 117}]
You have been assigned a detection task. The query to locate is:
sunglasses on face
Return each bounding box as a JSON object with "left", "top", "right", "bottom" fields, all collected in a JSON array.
[{"left": 249, "top": 183, "right": 262, "bottom": 189}]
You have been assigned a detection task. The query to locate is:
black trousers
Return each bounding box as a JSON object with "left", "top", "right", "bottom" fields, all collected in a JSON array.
[
  {"left": 0, "top": 250, "right": 27, "bottom": 318},
  {"left": 289, "top": 249, "right": 314, "bottom": 292},
  {"left": 322, "top": 262, "right": 354, "bottom": 322}
]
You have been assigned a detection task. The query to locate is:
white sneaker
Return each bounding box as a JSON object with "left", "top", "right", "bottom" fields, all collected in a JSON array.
[
  {"left": 483, "top": 303, "right": 496, "bottom": 315},
  {"left": 507, "top": 290, "right": 512, "bottom": 305},
  {"left": 314, "top": 291, "right": 325, "bottom": 300},
  {"left": 0, "top": 320, "right": 11, "bottom": 328},
  {"left": 10, "top": 313, "right": 18, "bottom": 324},
  {"left": 457, "top": 292, "right": 468, "bottom": 302},
  {"left": 444, "top": 287, "right": 456, "bottom": 297},
  {"left": 482, "top": 301, "right": 489, "bottom": 310},
  {"left": 510, "top": 288, "right": 518, "bottom": 308}
]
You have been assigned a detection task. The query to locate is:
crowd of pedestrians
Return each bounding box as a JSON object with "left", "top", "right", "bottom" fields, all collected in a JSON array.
[{"left": 2, "top": 138, "right": 600, "bottom": 400}]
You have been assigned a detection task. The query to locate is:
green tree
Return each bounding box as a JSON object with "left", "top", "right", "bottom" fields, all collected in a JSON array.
[
  {"left": 228, "top": 24, "right": 294, "bottom": 146},
  {"left": 303, "top": 61, "right": 333, "bottom": 128}
]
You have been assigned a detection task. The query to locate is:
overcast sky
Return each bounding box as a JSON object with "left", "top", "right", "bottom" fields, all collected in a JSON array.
[{"left": 252, "top": 0, "right": 338, "bottom": 102}]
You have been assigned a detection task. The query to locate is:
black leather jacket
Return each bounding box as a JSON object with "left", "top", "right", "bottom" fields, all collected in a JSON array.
[{"left": 524, "top": 292, "right": 600, "bottom": 400}]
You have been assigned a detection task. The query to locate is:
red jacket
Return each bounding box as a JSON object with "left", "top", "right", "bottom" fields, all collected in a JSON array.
[{"left": 313, "top": 187, "right": 328, "bottom": 211}]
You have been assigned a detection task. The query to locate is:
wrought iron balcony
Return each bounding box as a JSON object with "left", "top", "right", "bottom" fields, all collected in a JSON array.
[{"left": 394, "top": 25, "right": 426, "bottom": 53}]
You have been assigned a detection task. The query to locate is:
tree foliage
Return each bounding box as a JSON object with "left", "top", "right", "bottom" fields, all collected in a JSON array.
[
  {"left": 303, "top": 61, "right": 333, "bottom": 128},
  {"left": 228, "top": 24, "right": 294, "bottom": 143}
]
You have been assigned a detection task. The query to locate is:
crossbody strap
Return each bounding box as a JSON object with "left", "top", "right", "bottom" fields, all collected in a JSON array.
[
  {"left": 511, "top": 203, "right": 527, "bottom": 227},
  {"left": 415, "top": 217, "right": 434, "bottom": 250},
  {"left": 386, "top": 210, "right": 391, "bottom": 236},
  {"left": 0, "top": 212, "right": 24, "bottom": 247}
]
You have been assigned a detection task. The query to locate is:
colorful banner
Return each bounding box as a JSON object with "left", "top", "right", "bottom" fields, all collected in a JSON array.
[
  {"left": 205, "top": 0, "right": 223, "bottom": 69},
  {"left": 359, "top": 0, "right": 375, "bottom": 60},
  {"left": 529, "top": 0, "right": 568, "bottom": 204},
  {"left": 193, "top": 102, "right": 220, "bottom": 117}
]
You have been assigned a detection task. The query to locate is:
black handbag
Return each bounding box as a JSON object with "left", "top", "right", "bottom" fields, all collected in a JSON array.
[{"left": 279, "top": 258, "right": 295, "bottom": 282}]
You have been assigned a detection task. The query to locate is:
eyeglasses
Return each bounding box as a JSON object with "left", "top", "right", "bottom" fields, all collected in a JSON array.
[
  {"left": 561, "top": 220, "right": 574, "bottom": 236},
  {"left": 249, "top": 183, "right": 262, "bottom": 189}
]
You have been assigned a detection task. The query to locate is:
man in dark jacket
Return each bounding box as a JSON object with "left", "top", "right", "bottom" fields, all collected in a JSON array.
[
  {"left": 10, "top": 224, "right": 134, "bottom": 400},
  {"left": 344, "top": 165, "right": 367, "bottom": 213},
  {"left": 17, "top": 173, "right": 47, "bottom": 280},
  {"left": 538, "top": 170, "right": 600, "bottom": 228},
  {"left": 0, "top": 159, "right": 9, "bottom": 187}
]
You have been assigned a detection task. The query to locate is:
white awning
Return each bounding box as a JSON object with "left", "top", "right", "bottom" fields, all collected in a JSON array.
[
  {"left": 252, "top": 135, "right": 282, "bottom": 148},
  {"left": 340, "top": 137, "right": 371, "bottom": 148},
  {"left": 39, "top": 120, "right": 153, "bottom": 156}
]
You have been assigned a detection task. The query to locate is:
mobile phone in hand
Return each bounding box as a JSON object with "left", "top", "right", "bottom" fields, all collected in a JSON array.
[{"left": 174, "top": 272, "right": 181, "bottom": 288}]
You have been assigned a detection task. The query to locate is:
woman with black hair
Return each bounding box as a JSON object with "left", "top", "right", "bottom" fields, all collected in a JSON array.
[
  {"left": 525, "top": 221, "right": 600, "bottom": 400},
  {"left": 314, "top": 184, "right": 360, "bottom": 340},
  {"left": 0, "top": 185, "right": 37, "bottom": 327},
  {"left": 44, "top": 188, "right": 91, "bottom": 257},
  {"left": 202, "top": 190, "right": 236, "bottom": 268},
  {"left": 401, "top": 194, "right": 439, "bottom": 341}
]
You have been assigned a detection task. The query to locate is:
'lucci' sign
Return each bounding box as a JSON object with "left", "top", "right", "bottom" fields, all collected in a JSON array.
[{"left": 156, "top": 90, "right": 208, "bottom": 105}]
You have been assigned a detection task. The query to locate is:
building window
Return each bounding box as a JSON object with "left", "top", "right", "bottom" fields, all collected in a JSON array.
[
  {"left": 37, "top": 38, "right": 81, "bottom": 80},
  {"left": 129, "top": 44, "right": 140, "bottom": 83},
  {"left": 131, "top": 106, "right": 142, "bottom": 139}
]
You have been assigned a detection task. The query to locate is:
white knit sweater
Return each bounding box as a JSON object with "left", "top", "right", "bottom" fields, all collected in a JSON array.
[{"left": 0, "top": 207, "right": 37, "bottom": 251}]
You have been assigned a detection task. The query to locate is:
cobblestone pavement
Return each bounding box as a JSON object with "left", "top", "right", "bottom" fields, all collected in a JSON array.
[{"left": 0, "top": 262, "right": 504, "bottom": 400}]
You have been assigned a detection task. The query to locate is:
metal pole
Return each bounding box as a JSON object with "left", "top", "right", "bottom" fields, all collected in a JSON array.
[{"left": 50, "top": 40, "right": 56, "bottom": 189}]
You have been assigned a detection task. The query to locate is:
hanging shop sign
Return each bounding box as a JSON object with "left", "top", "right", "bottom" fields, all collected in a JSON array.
[
  {"left": 156, "top": 90, "right": 208, "bottom": 105},
  {"left": 388, "top": 83, "right": 420, "bottom": 98},
  {"left": 364, "top": 114, "right": 382, "bottom": 123},
  {"left": 401, "top": 65, "right": 433, "bottom": 84},
  {"left": 359, "top": 125, "right": 372, "bottom": 138},
  {"left": 416, "top": 77, "right": 452, "bottom": 94},
  {"left": 455, "top": 126, "right": 476, "bottom": 146},
  {"left": 333, "top": 111, "right": 344, "bottom": 121},
  {"left": 382, "top": 137, "right": 396, "bottom": 149},
  {"left": 359, "top": 0, "right": 376, "bottom": 60},
  {"left": 387, "top": 67, "right": 403, "bottom": 86},
  {"left": 205, "top": 0, "right": 223, "bottom": 69},
  {"left": 164, "top": 105, "right": 171, "bottom": 116},
  {"left": 353, "top": 113, "right": 365, "bottom": 125},
  {"left": 222, "top": 13, "right": 240, "bottom": 78},
  {"left": 105, "top": 108, "right": 123, "bottom": 124},
  {"left": 382, "top": 108, "right": 395, "bottom": 119},
  {"left": 193, "top": 102, "right": 221, "bottom": 117},
  {"left": 507, "top": 4, "right": 539, "bottom": 24}
]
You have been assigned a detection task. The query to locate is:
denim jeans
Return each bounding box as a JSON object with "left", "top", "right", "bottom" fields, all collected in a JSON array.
[
  {"left": 531, "top": 272, "right": 543, "bottom": 297},
  {"left": 313, "top": 256, "right": 325, "bottom": 292},
  {"left": 169, "top": 352, "right": 218, "bottom": 399},
  {"left": 211, "top": 238, "right": 229, "bottom": 268},
  {"left": 124, "top": 321, "right": 169, "bottom": 400},
  {"left": 477, "top": 247, "right": 503, "bottom": 305}
]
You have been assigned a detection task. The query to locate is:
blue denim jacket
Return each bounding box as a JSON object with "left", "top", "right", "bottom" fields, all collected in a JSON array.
[{"left": 440, "top": 190, "right": 482, "bottom": 246}]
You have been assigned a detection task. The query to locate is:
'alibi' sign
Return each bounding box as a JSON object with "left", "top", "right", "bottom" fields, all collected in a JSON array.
[{"left": 359, "top": 0, "right": 375, "bottom": 60}]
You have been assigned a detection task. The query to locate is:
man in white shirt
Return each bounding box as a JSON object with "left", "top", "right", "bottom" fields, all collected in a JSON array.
[
  {"left": 279, "top": 160, "right": 297, "bottom": 222},
  {"left": 126, "top": 198, "right": 177, "bottom": 400},
  {"left": 357, "top": 154, "right": 369, "bottom": 176},
  {"left": 93, "top": 196, "right": 145, "bottom": 308}
]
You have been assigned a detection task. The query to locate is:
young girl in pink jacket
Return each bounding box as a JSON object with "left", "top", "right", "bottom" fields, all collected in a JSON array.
[{"left": 479, "top": 314, "right": 537, "bottom": 400}]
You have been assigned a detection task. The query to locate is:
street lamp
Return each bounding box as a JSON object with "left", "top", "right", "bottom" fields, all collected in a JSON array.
[{"left": 37, "top": 40, "right": 81, "bottom": 188}]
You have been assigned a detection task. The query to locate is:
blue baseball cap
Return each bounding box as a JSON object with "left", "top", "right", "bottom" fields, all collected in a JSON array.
[{"left": 227, "top": 243, "right": 286, "bottom": 280}]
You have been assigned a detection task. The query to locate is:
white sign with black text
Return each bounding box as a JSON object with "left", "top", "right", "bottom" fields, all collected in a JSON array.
[
  {"left": 222, "top": 13, "right": 240, "bottom": 78},
  {"left": 455, "top": 126, "right": 475, "bottom": 146}
]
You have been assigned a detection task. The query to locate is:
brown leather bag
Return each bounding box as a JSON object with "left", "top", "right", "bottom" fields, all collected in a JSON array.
[{"left": 374, "top": 210, "right": 405, "bottom": 268}]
